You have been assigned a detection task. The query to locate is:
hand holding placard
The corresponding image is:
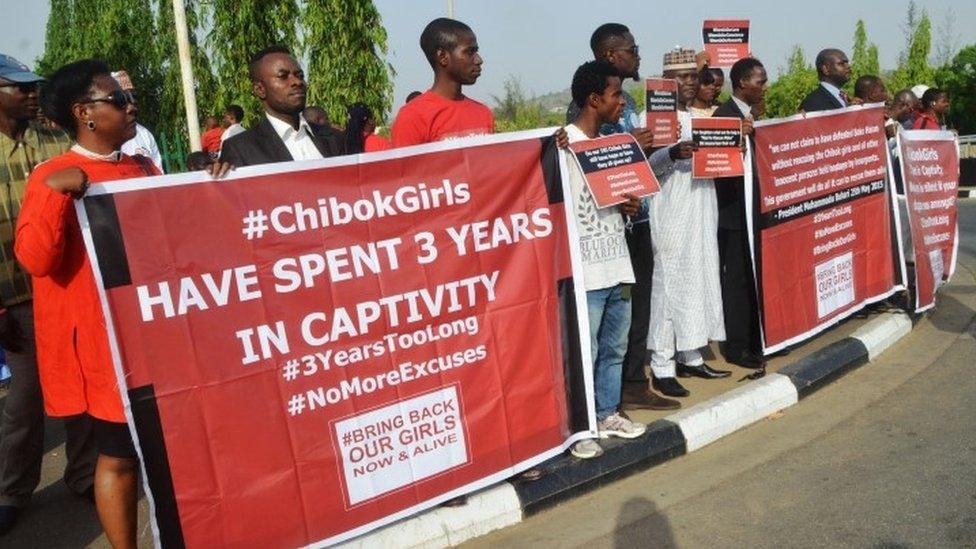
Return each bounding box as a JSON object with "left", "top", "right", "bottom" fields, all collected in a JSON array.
[{"left": 567, "top": 133, "right": 661, "bottom": 208}]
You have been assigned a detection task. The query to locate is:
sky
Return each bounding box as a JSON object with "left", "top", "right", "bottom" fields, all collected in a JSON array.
[{"left": 2, "top": 0, "right": 974, "bottom": 108}]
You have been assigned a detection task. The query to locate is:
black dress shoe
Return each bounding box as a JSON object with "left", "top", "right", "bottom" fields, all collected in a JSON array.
[
  {"left": 724, "top": 350, "right": 764, "bottom": 369},
  {"left": 652, "top": 377, "right": 689, "bottom": 397},
  {"left": 677, "top": 363, "right": 731, "bottom": 379}
]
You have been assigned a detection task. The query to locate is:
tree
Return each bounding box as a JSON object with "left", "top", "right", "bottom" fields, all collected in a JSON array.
[
  {"left": 935, "top": 45, "right": 976, "bottom": 134},
  {"left": 764, "top": 45, "right": 818, "bottom": 118},
  {"left": 301, "top": 0, "right": 395, "bottom": 125},
  {"left": 36, "top": 0, "right": 164, "bottom": 132},
  {"left": 847, "top": 20, "right": 880, "bottom": 94},
  {"left": 890, "top": 9, "right": 934, "bottom": 91},
  {"left": 898, "top": 1, "right": 920, "bottom": 67},
  {"left": 934, "top": 7, "right": 960, "bottom": 66},
  {"left": 203, "top": 0, "right": 300, "bottom": 127},
  {"left": 490, "top": 76, "right": 563, "bottom": 132},
  {"left": 492, "top": 76, "right": 543, "bottom": 132},
  {"left": 155, "top": 0, "right": 218, "bottom": 170},
  {"left": 35, "top": 0, "right": 75, "bottom": 76}
]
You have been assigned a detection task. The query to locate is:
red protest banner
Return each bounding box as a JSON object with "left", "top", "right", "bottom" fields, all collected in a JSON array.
[
  {"left": 645, "top": 78, "right": 679, "bottom": 146},
  {"left": 692, "top": 117, "right": 744, "bottom": 178},
  {"left": 751, "top": 106, "right": 901, "bottom": 352},
  {"left": 702, "top": 19, "right": 750, "bottom": 68},
  {"left": 898, "top": 130, "right": 960, "bottom": 312},
  {"left": 567, "top": 133, "right": 660, "bottom": 208},
  {"left": 77, "top": 129, "right": 594, "bottom": 547}
]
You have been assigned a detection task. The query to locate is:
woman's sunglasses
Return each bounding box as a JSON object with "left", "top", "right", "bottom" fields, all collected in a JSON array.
[{"left": 81, "top": 89, "right": 137, "bottom": 109}]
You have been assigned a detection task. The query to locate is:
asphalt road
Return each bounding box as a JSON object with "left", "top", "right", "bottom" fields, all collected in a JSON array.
[{"left": 0, "top": 202, "right": 972, "bottom": 548}]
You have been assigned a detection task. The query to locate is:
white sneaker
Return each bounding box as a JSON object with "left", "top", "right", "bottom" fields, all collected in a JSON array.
[
  {"left": 570, "top": 439, "right": 604, "bottom": 459},
  {"left": 598, "top": 412, "right": 646, "bottom": 439}
]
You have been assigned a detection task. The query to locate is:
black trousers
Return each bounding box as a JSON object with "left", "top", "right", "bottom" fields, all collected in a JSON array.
[
  {"left": 718, "top": 227, "right": 762, "bottom": 356},
  {"left": 0, "top": 303, "right": 97, "bottom": 507},
  {"left": 622, "top": 221, "right": 653, "bottom": 382}
]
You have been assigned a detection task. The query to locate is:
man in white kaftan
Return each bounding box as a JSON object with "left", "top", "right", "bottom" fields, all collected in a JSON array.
[{"left": 645, "top": 48, "right": 729, "bottom": 398}]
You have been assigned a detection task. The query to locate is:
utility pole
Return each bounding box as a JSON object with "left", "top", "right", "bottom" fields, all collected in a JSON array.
[
  {"left": 447, "top": 0, "right": 454, "bottom": 18},
  {"left": 172, "top": 0, "right": 202, "bottom": 151}
]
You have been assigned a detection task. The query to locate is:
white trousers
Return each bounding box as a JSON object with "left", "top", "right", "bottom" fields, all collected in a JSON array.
[{"left": 650, "top": 348, "right": 703, "bottom": 379}]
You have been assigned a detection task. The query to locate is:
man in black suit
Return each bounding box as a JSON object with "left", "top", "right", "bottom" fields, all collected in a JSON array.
[
  {"left": 714, "top": 57, "right": 768, "bottom": 368},
  {"left": 220, "top": 46, "right": 343, "bottom": 167},
  {"left": 799, "top": 49, "right": 852, "bottom": 113}
]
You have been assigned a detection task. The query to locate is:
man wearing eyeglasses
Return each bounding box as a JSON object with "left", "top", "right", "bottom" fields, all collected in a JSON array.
[
  {"left": 111, "top": 70, "right": 165, "bottom": 173},
  {"left": 566, "top": 24, "right": 679, "bottom": 412},
  {"left": 0, "top": 53, "right": 96, "bottom": 535}
]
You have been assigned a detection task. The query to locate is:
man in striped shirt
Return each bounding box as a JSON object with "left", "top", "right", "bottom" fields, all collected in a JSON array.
[{"left": 0, "top": 54, "right": 96, "bottom": 535}]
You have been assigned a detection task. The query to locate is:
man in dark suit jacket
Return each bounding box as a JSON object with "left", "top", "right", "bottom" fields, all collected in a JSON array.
[
  {"left": 220, "top": 45, "right": 344, "bottom": 167},
  {"left": 714, "top": 57, "right": 768, "bottom": 368},
  {"left": 799, "top": 49, "right": 852, "bottom": 113}
]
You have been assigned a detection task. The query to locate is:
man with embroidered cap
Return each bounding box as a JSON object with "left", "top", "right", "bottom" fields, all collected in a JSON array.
[
  {"left": 111, "top": 69, "right": 165, "bottom": 172},
  {"left": 0, "top": 53, "right": 96, "bottom": 535},
  {"left": 645, "top": 47, "right": 729, "bottom": 399}
]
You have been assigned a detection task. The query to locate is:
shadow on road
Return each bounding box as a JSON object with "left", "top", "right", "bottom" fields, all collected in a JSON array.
[
  {"left": 612, "top": 497, "right": 677, "bottom": 549},
  {"left": 2, "top": 480, "right": 103, "bottom": 548},
  {"left": 927, "top": 292, "right": 976, "bottom": 336}
]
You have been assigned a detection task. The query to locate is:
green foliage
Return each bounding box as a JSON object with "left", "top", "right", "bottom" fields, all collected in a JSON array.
[
  {"left": 37, "top": 0, "right": 394, "bottom": 167},
  {"left": 302, "top": 0, "right": 395, "bottom": 125},
  {"left": 36, "top": 0, "right": 163, "bottom": 131},
  {"left": 627, "top": 82, "right": 645, "bottom": 114},
  {"left": 491, "top": 76, "right": 562, "bottom": 132},
  {"left": 890, "top": 9, "right": 934, "bottom": 90},
  {"left": 156, "top": 0, "right": 218, "bottom": 152},
  {"left": 847, "top": 20, "right": 881, "bottom": 95},
  {"left": 764, "top": 45, "right": 818, "bottom": 118},
  {"left": 203, "top": 0, "right": 300, "bottom": 127},
  {"left": 935, "top": 45, "right": 976, "bottom": 134}
]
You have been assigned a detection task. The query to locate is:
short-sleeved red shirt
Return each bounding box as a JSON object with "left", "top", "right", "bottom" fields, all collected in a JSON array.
[
  {"left": 364, "top": 133, "right": 392, "bottom": 152},
  {"left": 390, "top": 91, "right": 495, "bottom": 147}
]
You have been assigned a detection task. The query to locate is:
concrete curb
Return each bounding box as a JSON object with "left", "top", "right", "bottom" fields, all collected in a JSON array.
[
  {"left": 959, "top": 188, "right": 975, "bottom": 198},
  {"left": 344, "top": 311, "right": 914, "bottom": 547}
]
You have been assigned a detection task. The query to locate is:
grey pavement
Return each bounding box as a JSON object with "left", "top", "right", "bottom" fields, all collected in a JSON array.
[{"left": 466, "top": 200, "right": 976, "bottom": 548}]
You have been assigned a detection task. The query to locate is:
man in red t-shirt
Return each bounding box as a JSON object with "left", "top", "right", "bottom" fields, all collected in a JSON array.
[{"left": 391, "top": 18, "right": 495, "bottom": 146}]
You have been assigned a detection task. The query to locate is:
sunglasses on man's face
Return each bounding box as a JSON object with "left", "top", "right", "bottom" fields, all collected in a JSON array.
[{"left": 82, "top": 89, "right": 137, "bottom": 109}]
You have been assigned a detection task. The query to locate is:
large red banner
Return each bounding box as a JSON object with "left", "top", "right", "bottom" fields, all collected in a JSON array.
[
  {"left": 77, "top": 129, "right": 594, "bottom": 547},
  {"left": 897, "top": 130, "right": 960, "bottom": 312},
  {"left": 751, "top": 106, "right": 902, "bottom": 351}
]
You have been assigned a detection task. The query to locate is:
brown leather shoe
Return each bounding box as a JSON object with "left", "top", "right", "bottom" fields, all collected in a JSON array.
[{"left": 621, "top": 383, "right": 681, "bottom": 410}]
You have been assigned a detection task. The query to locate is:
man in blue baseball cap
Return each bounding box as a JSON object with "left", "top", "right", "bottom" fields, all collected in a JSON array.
[{"left": 0, "top": 53, "right": 97, "bottom": 536}]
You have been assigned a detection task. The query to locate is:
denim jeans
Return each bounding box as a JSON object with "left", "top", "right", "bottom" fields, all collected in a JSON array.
[{"left": 586, "top": 285, "right": 631, "bottom": 421}]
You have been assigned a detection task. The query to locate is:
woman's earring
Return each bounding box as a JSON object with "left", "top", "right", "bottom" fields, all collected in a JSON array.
[{"left": 87, "top": 120, "right": 96, "bottom": 131}]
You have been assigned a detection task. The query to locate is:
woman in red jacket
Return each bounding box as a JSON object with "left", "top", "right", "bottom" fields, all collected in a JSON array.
[{"left": 15, "top": 59, "right": 228, "bottom": 548}]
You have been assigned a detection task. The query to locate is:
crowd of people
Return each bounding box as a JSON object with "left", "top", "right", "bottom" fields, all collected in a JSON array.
[{"left": 0, "top": 15, "right": 953, "bottom": 547}]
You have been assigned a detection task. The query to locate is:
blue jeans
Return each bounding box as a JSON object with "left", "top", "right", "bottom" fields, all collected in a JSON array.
[{"left": 586, "top": 285, "right": 631, "bottom": 421}]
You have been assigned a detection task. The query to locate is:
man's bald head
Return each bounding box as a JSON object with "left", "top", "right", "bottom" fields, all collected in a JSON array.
[{"left": 814, "top": 48, "right": 851, "bottom": 87}]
